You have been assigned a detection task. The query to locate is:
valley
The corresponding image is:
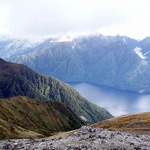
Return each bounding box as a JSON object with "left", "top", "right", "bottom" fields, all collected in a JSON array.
[
  {"left": 0, "top": 35, "right": 150, "bottom": 149},
  {"left": 0, "top": 0, "right": 150, "bottom": 150},
  {"left": 1, "top": 0, "right": 150, "bottom": 149},
  {"left": 0, "top": 58, "right": 112, "bottom": 126}
]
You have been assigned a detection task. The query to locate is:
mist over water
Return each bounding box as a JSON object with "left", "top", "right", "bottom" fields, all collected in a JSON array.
[{"left": 69, "top": 82, "right": 150, "bottom": 116}]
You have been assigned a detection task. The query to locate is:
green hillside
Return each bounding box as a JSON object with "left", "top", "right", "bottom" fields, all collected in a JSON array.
[{"left": 0, "top": 58, "right": 112, "bottom": 124}]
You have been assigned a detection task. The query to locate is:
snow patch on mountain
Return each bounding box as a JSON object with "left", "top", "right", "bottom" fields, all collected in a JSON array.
[
  {"left": 122, "top": 37, "right": 126, "bottom": 43},
  {"left": 55, "top": 36, "right": 72, "bottom": 43},
  {"left": 50, "top": 36, "right": 73, "bottom": 43},
  {"left": 134, "top": 47, "right": 147, "bottom": 59},
  {"left": 0, "top": 39, "right": 44, "bottom": 60},
  {"left": 72, "top": 41, "right": 76, "bottom": 49},
  {"left": 5, "top": 40, "right": 29, "bottom": 50},
  {"left": 5, "top": 39, "right": 43, "bottom": 50},
  {"left": 24, "top": 39, "right": 44, "bottom": 47}
]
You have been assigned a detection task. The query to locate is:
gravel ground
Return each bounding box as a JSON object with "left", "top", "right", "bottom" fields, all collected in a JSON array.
[{"left": 0, "top": 126, "right": 150, "bottom": 150}]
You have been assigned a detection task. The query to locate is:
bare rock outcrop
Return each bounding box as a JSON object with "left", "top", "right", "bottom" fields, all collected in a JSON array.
[{"left": 0, "top": 126, "right": 150, "bottom": 150}]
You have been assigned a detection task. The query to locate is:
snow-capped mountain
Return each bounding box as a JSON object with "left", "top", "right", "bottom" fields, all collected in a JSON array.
[
  {"left": 2, "top": 34, "right": 150, "bottom": 93},
  {"left": 0, "top": 38, "right": 44, "bottom": 60}
]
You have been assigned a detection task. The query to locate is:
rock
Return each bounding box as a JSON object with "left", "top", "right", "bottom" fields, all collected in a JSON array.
[
  {"left": 3, "top": 143, "right": 13, "bottom": 149},
  {"left": 0, "top": 126, "right": 150, "bottom": 149}
]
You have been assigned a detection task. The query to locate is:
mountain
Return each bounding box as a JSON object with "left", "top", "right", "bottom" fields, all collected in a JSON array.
[
  {"left": 10, "top": 35, "right": 150, "bottom": 93},
  {"left": 0, "top": 38, "right": 44, "bottom": 61},
  {"left": 92, "top": 112, "right": 150, "bottom": 135},
  {"left": 0, "top": 58, "right": 112, "bottom": 124},
  {"left": 0, "top": 96, "right": 85, "bottom": 139}
]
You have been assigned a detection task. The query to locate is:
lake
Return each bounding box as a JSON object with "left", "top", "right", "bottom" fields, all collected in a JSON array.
[{"left": 68, "top": 82, "right": 150, "bottom": 117}]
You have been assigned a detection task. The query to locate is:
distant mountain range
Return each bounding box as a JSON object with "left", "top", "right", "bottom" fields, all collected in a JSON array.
[
  {"left": 0, "top": 96, "right": 85, "bottom": 139},
  {"left": 0, "top": 58, "right": 112, "bottom": 124},
  {"left": 2, "top": 35, "right": 150, "bottom": 93},
  {"left": 0, "top": 38, "right": 44, "bottom": 61}
]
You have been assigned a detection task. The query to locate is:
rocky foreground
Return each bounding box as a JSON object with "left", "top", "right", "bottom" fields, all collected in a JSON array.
[{"left": 0, "top": 126, "right": 150, "bottom": 150}]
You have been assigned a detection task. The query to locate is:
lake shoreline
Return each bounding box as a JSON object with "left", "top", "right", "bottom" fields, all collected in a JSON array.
[
  {"left": 68, "top": 82, "right": 150, "bottom": 117},
  {"left": 66, "top": 81, "right": 148, "bottom": 95}
]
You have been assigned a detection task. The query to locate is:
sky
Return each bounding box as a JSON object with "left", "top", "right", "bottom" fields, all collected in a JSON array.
[{"left": 0, "top": 0, "right": 150, "bottom": 39}]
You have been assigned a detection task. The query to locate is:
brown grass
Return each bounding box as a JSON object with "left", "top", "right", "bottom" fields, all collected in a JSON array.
[
  {"left": 0, "top": 96, "right": 84, "bottom": 139},
  {"left": 92, "top": 112, "right": 150, "bottom": 135},
  {"left": 48, "top": 129, "right": 79, "bottom": 139},
  {"left": 0, "top": 118, "right": 44, "bottom": 139}
]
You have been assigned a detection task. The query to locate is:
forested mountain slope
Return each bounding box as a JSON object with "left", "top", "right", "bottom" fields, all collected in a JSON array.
[
  {"left": 0, "top": 58, "right": 112, "bottom": 124},
  {"left": 10, "top": 35, "right": 150, "bottom": 93}
]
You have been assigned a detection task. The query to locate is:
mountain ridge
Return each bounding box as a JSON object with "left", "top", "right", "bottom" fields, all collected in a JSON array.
[
  {"left": 9, "top": 35, "right": 150, "bottom": 93},
  {"left": 0, "top": 58, "right": 112, "bottom": 124}
]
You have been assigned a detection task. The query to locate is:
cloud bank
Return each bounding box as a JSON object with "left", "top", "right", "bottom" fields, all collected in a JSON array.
[{"left": 0, "top": 0, "right": 150, "bottom": 39}]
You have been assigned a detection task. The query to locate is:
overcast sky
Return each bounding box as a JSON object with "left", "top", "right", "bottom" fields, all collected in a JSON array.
[{"left": 0, "top": 0, "right": 150, "bottom": 39}]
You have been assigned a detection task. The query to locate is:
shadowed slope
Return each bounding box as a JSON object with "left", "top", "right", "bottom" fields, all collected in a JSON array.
[{"left": 0, "top": 96, "right": 85, "bottom": 139}]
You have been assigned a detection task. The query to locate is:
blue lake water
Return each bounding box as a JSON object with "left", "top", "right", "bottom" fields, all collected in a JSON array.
[{"left": 68, "top": 82, "right": 150, "bottom": 117}]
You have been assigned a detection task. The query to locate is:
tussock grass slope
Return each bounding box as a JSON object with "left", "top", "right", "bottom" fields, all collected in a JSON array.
[
  {"left": 0, "top": 96, "right": 85, "bottom": 139},
  {"left": 92, "top": 112, "right": 150, "bottom": 134}
]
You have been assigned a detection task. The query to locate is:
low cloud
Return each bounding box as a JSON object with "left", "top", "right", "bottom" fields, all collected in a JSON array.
[
  {"left": 0, "top": 0, "right": 149, "bottom": 37},
  {"left": 0, "top": 0, "right": 141, "bottom": 39}
]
